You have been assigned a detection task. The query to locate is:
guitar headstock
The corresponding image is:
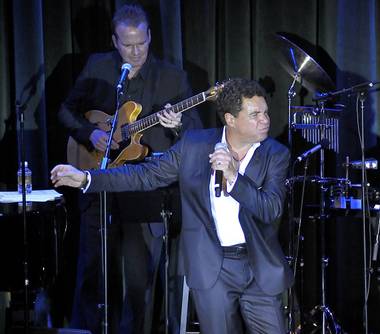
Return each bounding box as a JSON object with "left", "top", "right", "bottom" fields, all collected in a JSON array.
[{"left": 204, "top": 81, "right": 227, "bottom": 101}]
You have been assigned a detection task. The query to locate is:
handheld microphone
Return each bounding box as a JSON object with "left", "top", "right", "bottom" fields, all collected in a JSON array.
[
  {"left": 296, "top": 139, "right": 329, "bottom": 162},
  {"left": 214, "top": 142, "right": 228, "bottom": 197},
  {"left": 116, "top": 63, "right": 132, "bottom": 90}
]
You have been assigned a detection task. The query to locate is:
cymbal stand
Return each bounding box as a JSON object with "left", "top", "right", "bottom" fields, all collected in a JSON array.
[
  {"left": 315, "top": 100, "right": 340, "bottom": 334},
  {"left": 286, "top": 74, "right": 299, "bottom": 333},
  {"left": 357, "top": 92, "right": 369, "bottom": 334},
  {"left": 287, "top": 74, "right": 299, "bottom": 148}
]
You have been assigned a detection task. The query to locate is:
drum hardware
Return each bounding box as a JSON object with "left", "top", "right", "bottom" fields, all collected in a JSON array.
[
  {"left": 313, "top": 81, "right": 379, "bottom": 102},
  {"left": 291, "top": 107, "right": 341, "bottom": 153},
  {"left": 273, "top": 32, "right": 343, "bottom": 334},
  {"left": 301, "top": 165, "right": 342, "bottom": 334},
  {"left": 301, "top": 305, "right": 342, "bottom": 334},
  {"left": 293, "top": 96, "right": 342, "bottom": 334},
  {"left": 329, "top": 183, "right": 366, "bottom": 210},
  {"left": 291, "top": 123, "right": 332, "bottom": 129},
  {"left": 291, "top": 105, "right": 343, "bottom": 114},
  {"left": 334, "top": 156, "right": 380, "bottom": 211},
  {"left": 276, "top": 33, "right": 379, "bottom": 333},
  {"left": 342, "top": 157, "right": 378, "bottom": 170},
  {"left": 286, "top": 172, "right": 346, "bottom": 334},
  {"left": 316, "top": 85, "right": 380, "bottom": 334},
  {"left": 315, "top": 86, "right": 380, "bottom": 310},
  {"left": 287, "top": 176, "right": 349, "bottom": 186}
]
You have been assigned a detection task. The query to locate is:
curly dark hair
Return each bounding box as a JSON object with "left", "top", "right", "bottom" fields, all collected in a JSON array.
[
  {"left": 216, "top": 78, "right": 267, "bottom": 125},
  {"left": 112, "top": 4, "right": 149, "bottom": 35}
]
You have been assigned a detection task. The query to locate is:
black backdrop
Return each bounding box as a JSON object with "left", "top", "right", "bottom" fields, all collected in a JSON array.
[{"left": 1, "top": 0, "right": 380, "bottom": 332}]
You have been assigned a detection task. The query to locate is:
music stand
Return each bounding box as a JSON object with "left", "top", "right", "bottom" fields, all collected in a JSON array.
[{"left": 120, "top": 186, "right": 180, "bottom": 334}]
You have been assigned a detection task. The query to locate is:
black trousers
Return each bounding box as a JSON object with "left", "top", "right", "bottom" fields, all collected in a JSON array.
[{"left": 191, "top": 254, "right": 286, "bottom": 334}]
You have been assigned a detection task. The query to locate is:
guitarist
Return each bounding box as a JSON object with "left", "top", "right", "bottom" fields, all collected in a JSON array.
[{"left": 58, "top": 4, "right": 202, "bottom": 334}]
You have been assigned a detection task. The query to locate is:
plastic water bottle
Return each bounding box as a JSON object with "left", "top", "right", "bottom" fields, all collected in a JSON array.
[{"left": 17, "top": 161, "right": 32, "bottom": 194}]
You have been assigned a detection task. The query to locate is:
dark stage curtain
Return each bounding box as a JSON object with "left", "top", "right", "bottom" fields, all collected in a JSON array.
[{"left": 1, "top": 0, "right": 380, "bottom": 332}]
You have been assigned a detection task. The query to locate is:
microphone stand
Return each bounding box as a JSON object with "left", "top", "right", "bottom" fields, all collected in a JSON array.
[
  {"left": 315, "top": 100, "right": 340, "bottom": 334},
  {"left": 313, "top": 81, "right": 377, "bottom": 101},
  {"left": 358, "top": 92, "right": 369, "bottom": 334},
  {"left": 160, "top": 203, "right": 172, "bottom": 334},
  {"left": 16, "top": 100, "right": 30, "bottom": 334},
  {"left": 99, "top": 83, "right": 124, "bottom": 334},
  {"left": 313, "top": 81, "right": 380, "bottom": 334},
  {"left": 318, "top": 100, "right": 328, "bottom": 334},
  {"left": 286, "top": 73, "right": 299, "bottom": 333}
]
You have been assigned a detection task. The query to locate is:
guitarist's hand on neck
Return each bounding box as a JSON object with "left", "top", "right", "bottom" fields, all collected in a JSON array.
[
  {"left": 157, "top": 103, "right": 182, "bottom": 129},
  {"left": 90, "top": 129, "right": 120, "bottom": 152}
]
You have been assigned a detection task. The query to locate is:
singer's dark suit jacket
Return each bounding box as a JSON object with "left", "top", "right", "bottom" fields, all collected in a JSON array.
[{"left": 88, "top": 128, "right": 293, "bottom": 295}]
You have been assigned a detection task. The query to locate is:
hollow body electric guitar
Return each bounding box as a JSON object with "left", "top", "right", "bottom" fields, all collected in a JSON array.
[{"left": 67, "top": 83, "right": 223, "bottom": 170}]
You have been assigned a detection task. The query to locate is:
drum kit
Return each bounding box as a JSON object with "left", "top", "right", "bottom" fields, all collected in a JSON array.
[{"left": 273, "top": 33, "right": 380, "bottom": 334}]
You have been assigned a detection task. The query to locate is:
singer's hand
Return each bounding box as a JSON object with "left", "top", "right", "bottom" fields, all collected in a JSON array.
[
  {"left": 209, "top": 146, "right": 239, "bottom": 184},
  {"left": 51, "top": 164, "right": 87, "bottom": 188},
  {"left": 158, "top": 104, "right": 182, "bottom": 129},
  {"left": 90, "top": 129, "right": 120, "bottom": 152}
]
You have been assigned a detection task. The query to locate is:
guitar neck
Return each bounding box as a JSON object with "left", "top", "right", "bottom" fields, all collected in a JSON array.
[{"left": 123, "top": 91, "right": 208, "bottom": 137}]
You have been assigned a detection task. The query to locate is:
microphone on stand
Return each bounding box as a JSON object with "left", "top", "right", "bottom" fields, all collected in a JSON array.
[
  {"left": 116, "top": 63, "right": 132, "bottom": 91},
  {"left": 313, "top": 81, "right": 379, "bottom": 101},
  {"left": 214, "top": 142, "right": 228, "bottom": 197},
  {"left": 296, "top": 139, "right": 329, "bottom": 162}
]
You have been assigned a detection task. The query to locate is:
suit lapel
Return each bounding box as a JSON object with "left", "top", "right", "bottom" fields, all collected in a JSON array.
[
  {"left": 243, "top": 139, "right": 268, "bottom": 187},
  {"left": 200, "top": 130, "right": 223, "bottom": 239}
]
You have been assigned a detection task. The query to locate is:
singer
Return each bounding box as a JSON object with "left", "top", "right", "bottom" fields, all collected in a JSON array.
[
  {"left": 52, "top": 78, "right": 293, "bottom": 334},
  {"left": 57, "top": 3, "right": 202, "bottom": 334}
]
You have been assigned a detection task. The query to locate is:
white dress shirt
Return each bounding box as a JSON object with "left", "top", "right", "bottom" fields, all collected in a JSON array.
[{"left": 209, "top": 127, "right": 260, "bottom": 246}]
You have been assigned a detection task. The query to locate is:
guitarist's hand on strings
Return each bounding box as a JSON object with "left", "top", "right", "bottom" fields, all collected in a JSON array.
[
  {"left": 157, "top": 103, "right": 182, "bottom": 129},
  {"left": 90, "top": 129, "right": 120, "bottom": 152}
]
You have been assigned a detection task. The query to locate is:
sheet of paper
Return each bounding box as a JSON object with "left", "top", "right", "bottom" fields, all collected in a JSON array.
[{"left": 0, "top": 190, "right": 63, "bottom": 203}]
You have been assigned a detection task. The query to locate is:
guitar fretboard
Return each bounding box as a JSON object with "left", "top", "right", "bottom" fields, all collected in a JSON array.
[{"left": 120, "top": 91, "right": 207, "bottom": 140}]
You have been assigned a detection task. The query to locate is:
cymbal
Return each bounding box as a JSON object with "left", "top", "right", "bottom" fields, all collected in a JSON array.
[{"left": 274, "top": 33, "right": 335, "bottom": 92}]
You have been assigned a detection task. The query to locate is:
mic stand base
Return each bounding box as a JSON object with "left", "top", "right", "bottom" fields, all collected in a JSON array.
[{"left": 302, "top": 305, "right": 342, "bottom": 334}]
